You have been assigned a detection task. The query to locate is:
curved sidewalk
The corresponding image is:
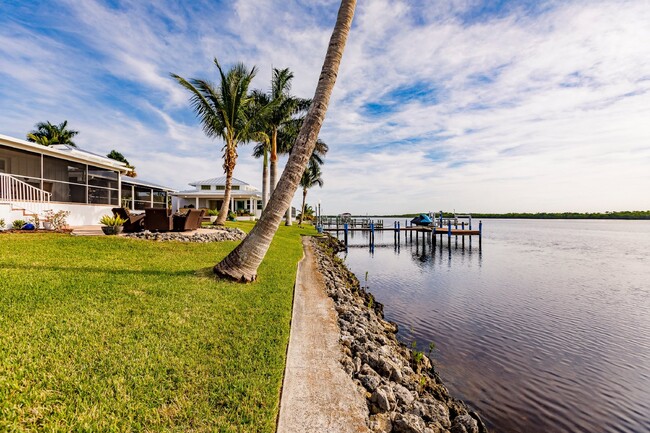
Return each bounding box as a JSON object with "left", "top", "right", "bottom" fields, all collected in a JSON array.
[{"left": 277, "top": 237, "right": 369, "bottom": 433}]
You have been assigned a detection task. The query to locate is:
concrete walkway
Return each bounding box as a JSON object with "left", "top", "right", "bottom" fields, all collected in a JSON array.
[{"left": 277, "top": 237, "right": 369, "bottom": 433}]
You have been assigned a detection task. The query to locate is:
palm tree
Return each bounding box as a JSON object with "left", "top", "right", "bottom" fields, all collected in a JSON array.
[
  {"left": 250, "top": 90, "right": 272, "bottom": 209},
  {"left": 27, "top": 120, "right": 79, "bottom": 147},
  {"left": 214, "top": 0, "right": 356, "bottom": 282},
  {"left": 298, "top": 204, "right": 316, "bottom": 222},
  {"left": 264, "top": 68, "right": 311, "bottom": 195},
  {"left": 277, "top": 120, "right": 328, "bottom": 226},
  {"left": 298, "top": 160, "right": 323, "bottom": 225},
  {"left": 171, "top": 59, "right": 259, "bottom": 226}
]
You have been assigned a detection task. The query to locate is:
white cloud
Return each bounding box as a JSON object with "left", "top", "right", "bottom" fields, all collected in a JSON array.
[{"left": 1, "top": 0, "right": 649, "bottom": 213}]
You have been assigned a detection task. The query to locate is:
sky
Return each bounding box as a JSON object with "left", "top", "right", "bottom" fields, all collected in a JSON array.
[{"left": 1, "top": 0, "right": 649, "bottom": 214}]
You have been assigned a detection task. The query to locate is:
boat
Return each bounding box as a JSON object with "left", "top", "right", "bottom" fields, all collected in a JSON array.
[{"left": 410, "top": 213, "right": 433, "bottom": 226}]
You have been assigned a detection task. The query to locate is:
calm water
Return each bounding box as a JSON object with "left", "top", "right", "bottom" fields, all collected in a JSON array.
[{"left": 340, "top": 219, "right": 650, "bottom": 433}]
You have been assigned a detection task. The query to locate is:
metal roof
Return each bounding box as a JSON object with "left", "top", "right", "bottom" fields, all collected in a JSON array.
[
  {"left": 189, "top": 176, "right": 251, "bottom": 187},
  {"left": 122, "top": 178, "right": 175, "bottom": 191},
  {"left": 0, "top": 133, "right": 130, "bottom": 172},
  {"left": 173, "top": 190, "right": 262, "bottom": 198}
]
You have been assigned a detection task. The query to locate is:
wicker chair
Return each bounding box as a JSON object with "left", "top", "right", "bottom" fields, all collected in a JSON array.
[
  {"left": 144, "top": 208, "right": 173, "bottom": 232},
  {"left": 111, "top": 207, "right": 144, "bottom": 233},
  {"left": 173, "top": 209, "right": 205, "bottom": 232}
]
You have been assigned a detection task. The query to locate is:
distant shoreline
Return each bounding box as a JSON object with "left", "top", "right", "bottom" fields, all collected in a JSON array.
[{"left": 327, "top": 211, "right": 650, "bottom": 220}]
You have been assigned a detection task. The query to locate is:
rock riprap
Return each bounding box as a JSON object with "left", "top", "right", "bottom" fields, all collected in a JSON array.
[
  {"left": 122, "top": 227, "right": 245, "bottom": 243},
  {"left": 312, "top": 236, "right": 488, "bottom": 433}
]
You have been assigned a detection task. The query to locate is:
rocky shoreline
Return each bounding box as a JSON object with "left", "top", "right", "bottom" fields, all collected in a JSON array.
[
  {"left": 312, "top": 235, "right": 488, "bottom": 433},
  {"left": 122, "top": 227, "right": 246, "bottom": 243}
]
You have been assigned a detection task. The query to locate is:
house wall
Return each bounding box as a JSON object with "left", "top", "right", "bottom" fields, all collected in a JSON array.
[{"left": 0, "top": 201, "right": 115, "bottom": 227}]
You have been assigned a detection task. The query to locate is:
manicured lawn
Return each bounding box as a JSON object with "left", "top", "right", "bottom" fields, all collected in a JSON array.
[{"left": 0, "top": 222, "right": 315, "bottom": 432}]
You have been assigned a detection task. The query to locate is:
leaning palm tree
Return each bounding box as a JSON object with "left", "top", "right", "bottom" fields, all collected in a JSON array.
[
  {"left": 214, "top": 0, "right": 356, "bottom": 281},
  {"left": 171, "top": 59, "right": 259, "bottom": 226},
  {"left": 27, "top": 120, "right": 79, "bottom": 147},
  {"left": 298, "top": 160, "right": 324, "bottom": 225}
]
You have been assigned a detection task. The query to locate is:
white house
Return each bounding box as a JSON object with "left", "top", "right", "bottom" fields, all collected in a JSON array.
[
  {"left": 171, "top": 176, "right": 262, "bottom": 218},
  {"left": 0, "top": 133, "right": 174, "bottom": 226}
]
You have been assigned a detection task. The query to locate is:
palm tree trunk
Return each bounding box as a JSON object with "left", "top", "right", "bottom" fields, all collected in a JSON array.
[
  {"left": 214, "top": 0, "right": 356, "bottom": 282},
  {"left": 299, "top": 188, "right": 307, "bottom": 225},
  {"left": 215, "top": 141, "right": 236, "bottom": 226},
  {"left": 285, "top": 205, "right": 292, "bottom": 226},
  {"left": 262, "top": 149, "right": 269, "bottom": 209},
  {"left": 270, "top": 128, "right": 278, "bottom": 195}
]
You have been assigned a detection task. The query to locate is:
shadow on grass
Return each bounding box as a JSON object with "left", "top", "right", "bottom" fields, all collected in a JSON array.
[{"left": 0, "top": 263, "right": 199, "bottom": 278}]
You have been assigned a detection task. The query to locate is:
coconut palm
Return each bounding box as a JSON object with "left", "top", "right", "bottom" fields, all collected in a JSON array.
[
  {"left": 213, "top": 0, "right": 356, "bottom": 282},
  {"left": 171, "top": 59, "right": 259, "bottom": 226},
  {"left": 264, "top": 68, "right": 311, "bottom": 195},
  {"left": 27, "top": 120, "right": 79, "bottom": 147},
  {"left": 298, "top": 160, "right": 324, "bottom": 225},
  {"left": 250, "top": 90, "right": 272, "bottom": 209},
  {"left": 277, "top": 119, "right": 328, "bottom": 226}
]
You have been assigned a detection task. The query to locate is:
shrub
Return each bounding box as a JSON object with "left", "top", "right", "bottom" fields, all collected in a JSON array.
[
  {"left": 12, "top": 219, "right": 26, "bottom": 229},
  {"left": 0, "top": 218, "right": 5, "bottom": 229},
  {"left": 206, "top": 209, "right": 219, "bottom": 216},
  {"left": 43, "top": 210, "right": 71, "bottom": 230}
]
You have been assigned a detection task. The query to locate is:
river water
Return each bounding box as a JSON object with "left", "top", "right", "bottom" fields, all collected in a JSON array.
[{"left": 339, "top": 219, "right": 650, "bottom": 433}]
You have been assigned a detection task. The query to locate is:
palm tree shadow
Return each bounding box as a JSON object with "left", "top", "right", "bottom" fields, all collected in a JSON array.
[{"left": 0, "top": 263, "right": 196, "bottom": 278}]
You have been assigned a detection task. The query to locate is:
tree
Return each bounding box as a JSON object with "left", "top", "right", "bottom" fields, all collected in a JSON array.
[
  {"left": 27, "top": 120, "right": 79, "bottom": 147},
  {"left": 106, "top": 150, "right": 137, "bottom": 177},
  {"left": 172, "top": 59, "right": 259, "bottom": 226},
  {"left": 297, "top": 203, "right": 316, "bottom": 222},
  {"left": 264, "top": 68, "right": 311, "bottom": 196},
  {"left": 213, "top": 0, "right": 356, "bottom": 282},
  {"left": 298, "top": 160, "right": 323, "bottom": 225},
  {"left": 250, "top": 90, "right": 272, "bottom": 209}
]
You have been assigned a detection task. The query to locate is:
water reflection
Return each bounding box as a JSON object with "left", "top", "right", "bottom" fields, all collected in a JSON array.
[{"left": 338, "top": 219, "right": 650, "bottom": 433}]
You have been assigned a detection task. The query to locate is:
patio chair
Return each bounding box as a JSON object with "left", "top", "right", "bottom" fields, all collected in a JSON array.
[
  {"left": 144, "top": 208, "right": 173, "bottom": 232},
  {"left": 173, "top": 209, "right": 205, "bottom": 232},
  {"left": 111, "top": 207, "right": 144, "bottom": 233}
]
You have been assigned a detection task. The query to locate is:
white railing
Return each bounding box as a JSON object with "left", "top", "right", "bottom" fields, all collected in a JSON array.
[{"left": 0, "top": 173, "right": 51, "bottom": 203}]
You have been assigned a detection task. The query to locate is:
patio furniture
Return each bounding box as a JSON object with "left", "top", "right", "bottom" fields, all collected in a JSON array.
[
  {"left": 144, "top": 208, "right": 173, "bottom": 232},
  {"left": 111, "top": 207, "right": 145, "bottom": 233},
  {"left": 173, "top": 209, "right": 205, "bottom": 232}
]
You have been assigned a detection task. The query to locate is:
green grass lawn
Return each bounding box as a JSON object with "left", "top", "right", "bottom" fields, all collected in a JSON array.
[{"left": 0, "top": 222, "right": 315, "bottom": 432}]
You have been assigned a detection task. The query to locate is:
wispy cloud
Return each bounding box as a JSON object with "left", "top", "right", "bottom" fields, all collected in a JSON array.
[{"left": 1, "top": 0, "right": 649, "bottom": 213}]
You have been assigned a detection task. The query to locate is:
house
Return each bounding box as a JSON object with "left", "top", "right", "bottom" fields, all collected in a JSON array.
[
  {"left": 171, "top": 176, "right": 262, "bottom": 218},
  {"left": 0, "top": 133, "right": 174, "bottom": 226}
]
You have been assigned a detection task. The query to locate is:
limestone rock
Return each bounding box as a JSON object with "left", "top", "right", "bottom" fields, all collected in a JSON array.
[{"left": 393, "top": 413, "right": 426, "bottom": 433}]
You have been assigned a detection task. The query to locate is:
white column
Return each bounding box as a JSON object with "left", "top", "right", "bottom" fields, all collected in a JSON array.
[{"left": 195, "top": 196, "right": 199, "bottom": 208}]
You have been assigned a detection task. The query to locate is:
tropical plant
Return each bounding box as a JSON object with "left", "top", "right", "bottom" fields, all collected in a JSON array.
[
  {"left": 213, "top": 0, "right": 356, "bottom": 282},
  {"left": 0, "top": 218, "right": 5, "bottom": 229},
  {"left": 206, "top": 209, "right": 219, "bottom": 216},
  {"left": 12, "top": 219, "right": 26, "bottom": 229},
  {"left": 26, "top": 120, "right": 79, "bottom": 147},
  {"left": 99, "top": 215, "right": 126, "bottom": 227},
  {"left": 107, "top": 150, "right": 137, "bottom": 177},
  {"left": 298, "top": 162, "right": 323, "bottom": 225},
  {"left": 172, "top": 59, "right": 262, "bottom": 226},
  {"left": 297, "top": 204, "right": 315, "bottom": 222}
]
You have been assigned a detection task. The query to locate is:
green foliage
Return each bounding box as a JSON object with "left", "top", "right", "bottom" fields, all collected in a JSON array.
[
  {"left": 227, "top": 211, "right": 237, "bottom": 221},
  {"left": 99, "top": 215, "right": 127, "bottom": 227},
  {"left": 106, "top": 150, "right": 137, "bottom": 177},
  {"left": 0, "top": 222, "right": 314, "bottom": 431},
  {"left": 26, "top": 120, "right": 79, "bottom": 147},
  {"left": 43, "top": 210, "right": 70, "bottom": 230},
  {"left": 12, "top": 219, "right": 26, "bottom": 229},
  {"left": 206, "top": 208, "right": 219, "bottom": 216},
  {"left": 0, "top": 218, "right": 5, "bottom": 229}
]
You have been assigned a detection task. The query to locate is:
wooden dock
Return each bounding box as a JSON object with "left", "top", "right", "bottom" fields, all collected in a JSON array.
[{"left": 319, "top": 215, "right": 482, "bottom": 250}]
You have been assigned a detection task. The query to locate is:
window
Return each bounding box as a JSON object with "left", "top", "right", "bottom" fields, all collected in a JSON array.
[
  {"left": 232, "top": 185, "right": 240, "bottom": 191},
  {"left": 216, "top": 185, "right": 225, "bottom": 191},
  {"left": 0, "top": 158, "right": 6, "bottom": 173},
  {"left": 201, "top": 185, "right": 211, "bottom": 190}
]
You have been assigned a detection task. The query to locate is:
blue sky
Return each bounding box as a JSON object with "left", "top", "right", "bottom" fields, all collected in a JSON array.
[{"left": 1, "top": 0, "right": 649, "bottom": 214}]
